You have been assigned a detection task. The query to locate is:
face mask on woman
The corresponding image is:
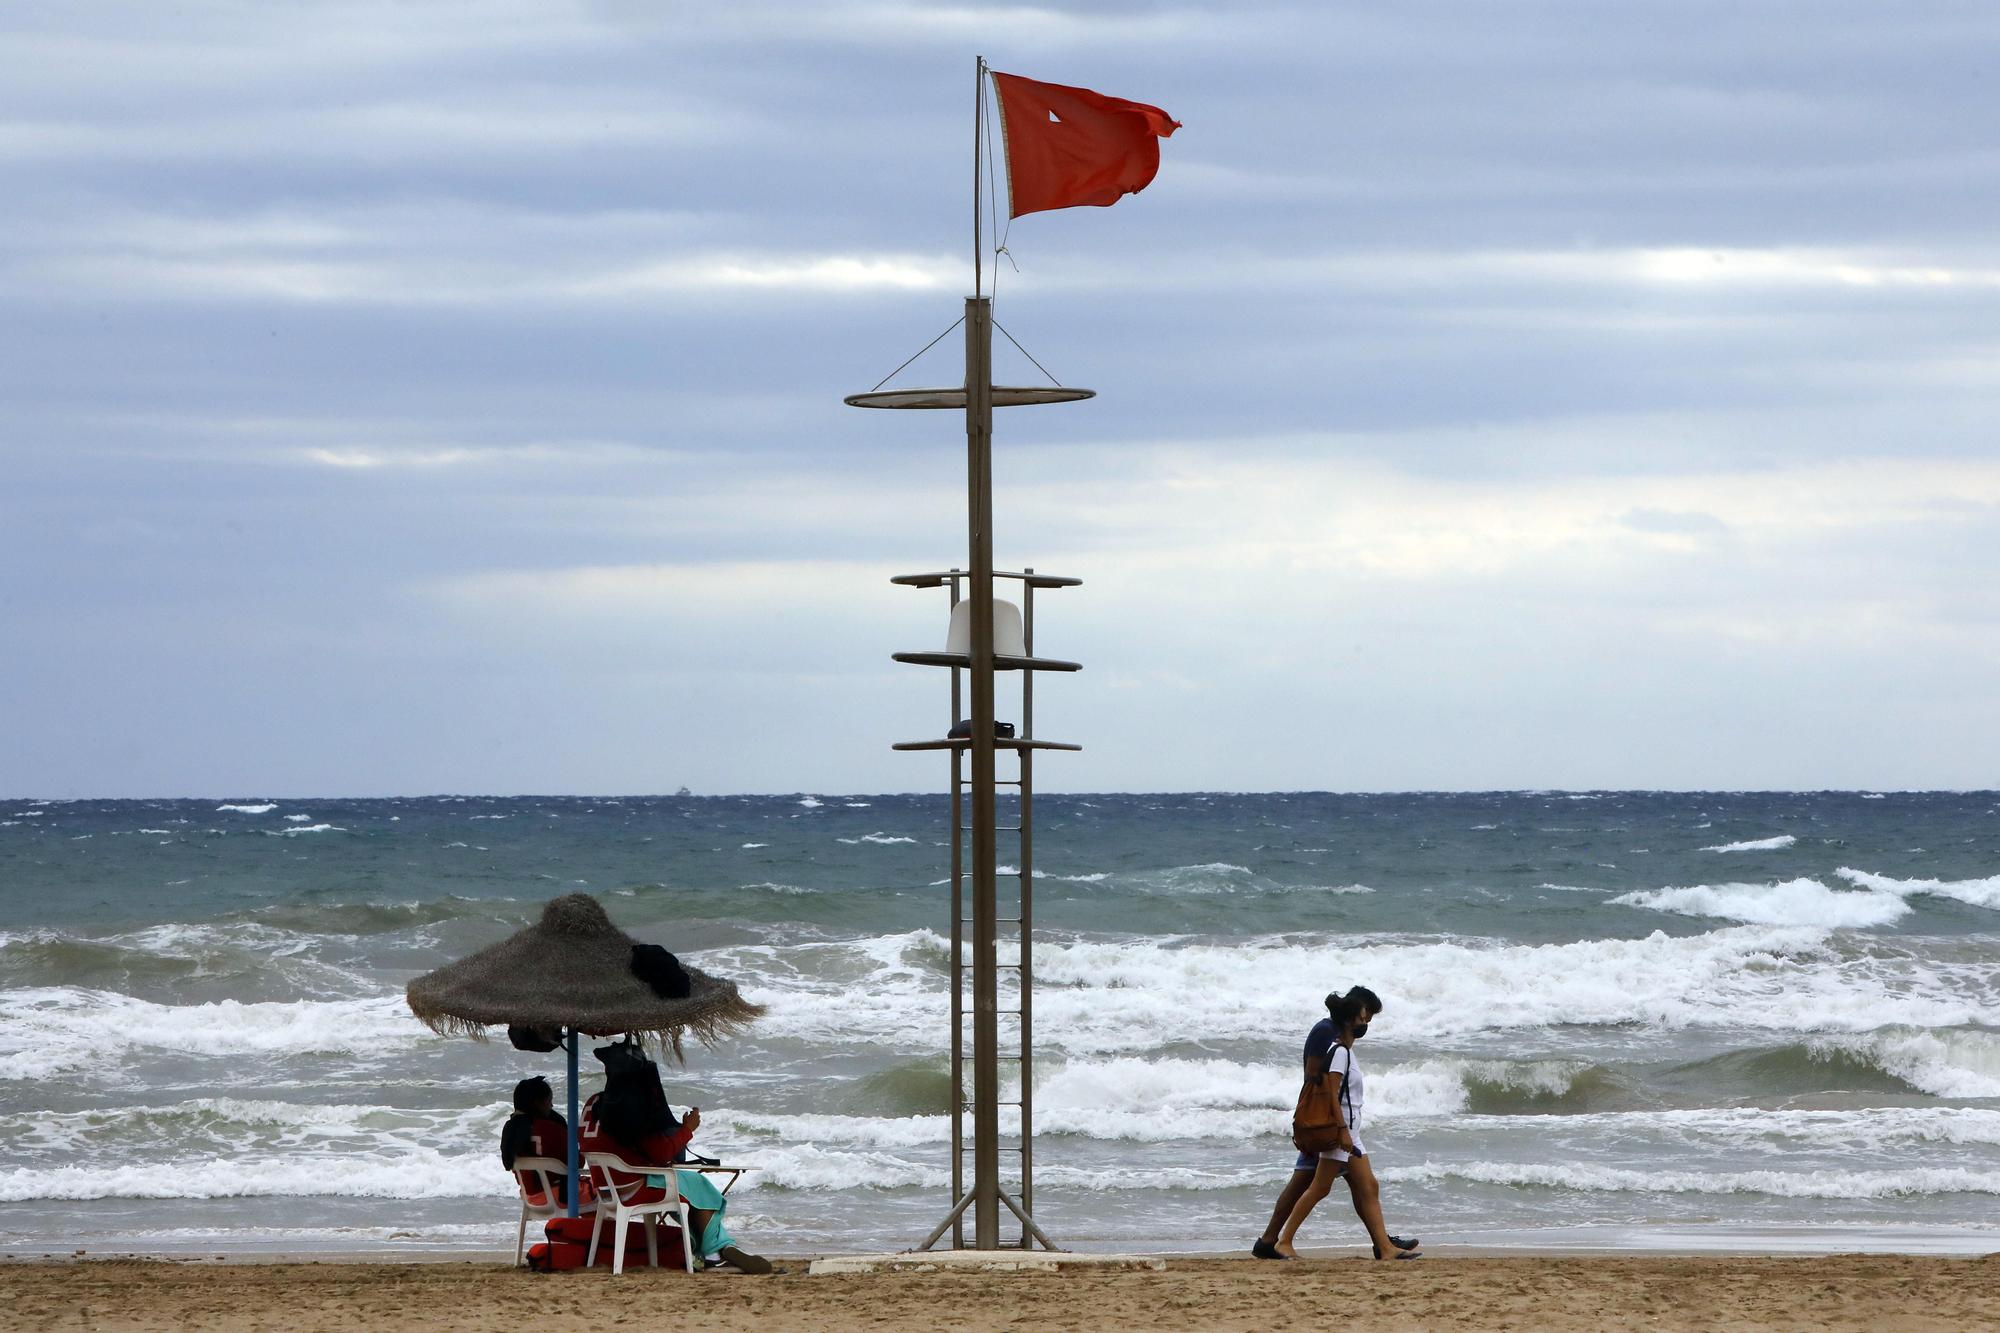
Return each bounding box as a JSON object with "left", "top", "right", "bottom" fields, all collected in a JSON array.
[{"left": 1351, "top": 1021, "right": 1370, "bottom": 1040}]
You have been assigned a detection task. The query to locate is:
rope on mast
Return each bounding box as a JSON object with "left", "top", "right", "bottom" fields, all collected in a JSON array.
[
  {"left": 867, "top": 316, "right": 967, "bottom": 393},
  {"left": 982, "top": 68, "right": 1009, "bottom": 301},
  {"left": 992, "top": 319, "right": 1064, "bottom": 388}
]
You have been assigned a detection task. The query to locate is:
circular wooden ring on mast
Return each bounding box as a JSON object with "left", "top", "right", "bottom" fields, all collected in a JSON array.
[{"left": 843, "top": 386, "right": 1095, "bottom": 410}]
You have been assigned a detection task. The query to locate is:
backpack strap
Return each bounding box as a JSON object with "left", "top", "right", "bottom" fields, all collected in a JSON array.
[{"left": 1333, "top": 1044, "right": 1356, "bottom": 1132}]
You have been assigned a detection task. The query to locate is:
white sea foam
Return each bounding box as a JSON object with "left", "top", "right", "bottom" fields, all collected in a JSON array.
[
  {"left": 1383, "top": 1058, "right": 1590, "bottom": 1115},
  {"left": 0, "top": 989, "right": 422, "bottom": 1082},
  {"left": 722, "top": 922, "right": 1997, "bottom": 1052},
  {"left": 1382, "top": 1161, "right": 2000, "bottom": 1199},
  {"left": 284, "top": 814, "right": 313, "bottom": 822},
  {"left": 858, "top": 833, "right": 918, "bottom": 845},
  {"left": 1835, "top": 866, "right": 2000, "bottom": 912},
  {"left": 726, "top": 1142, "right": 941, "bottom": 1192},
  {"left": 713, "top": 1110, "right": 951, "bottom": 1150},
  {"left": 19, "top": 1098, "right": 495, "bottom": 1157},
  {"left": 0, "top": 1151, "right": 497, "bottom": 1202},
  {"left": 1418, "top": 1106, "right": 2000, "bottom": 1153},
  {"left": 19, "top": 1098, "right": 2000, "bottom": 1206},
  {"left": 740, "top": 843, "right": 769, "bottom": 849},
  {"left": 722, "top": 1148, "right": 1266, "bottom": 1194},
  {"left": 268, "top": 824, "right": 345, "bottom": 836},
  {"left": 216, "top": 803, "right": 276, "bottom": 814},
  {"left": 797, "top": 796, "right": 823, "bottom": 808},
  {"left": 1610, "top": 879, "right": 1908, "bottom": 928},
  {"left": 1703, "top": 835, "right": 1798, "bottom": 853},
  {"left": 1108, "top": 863, "right": 1276, "bottom": 896}
]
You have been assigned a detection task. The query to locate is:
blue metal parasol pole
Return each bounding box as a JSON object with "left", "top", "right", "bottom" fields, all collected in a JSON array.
[{"left": 565, "top": 1027, "right": 581, "bottom": 1218}]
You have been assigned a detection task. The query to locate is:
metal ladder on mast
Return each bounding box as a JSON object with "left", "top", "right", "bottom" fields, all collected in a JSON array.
[{"left": 889, "top": 566, "right": 1079, "bottom": 1250}]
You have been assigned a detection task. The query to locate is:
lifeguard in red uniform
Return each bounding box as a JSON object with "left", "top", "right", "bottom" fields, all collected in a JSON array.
[{"left": 499, "top": 1076, "right": 589, "bottom": 1208}]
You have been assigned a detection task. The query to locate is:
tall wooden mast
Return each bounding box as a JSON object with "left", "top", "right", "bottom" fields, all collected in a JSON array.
[{"left": 845, "top": 57, "right": 1089, "bottom": 1253}]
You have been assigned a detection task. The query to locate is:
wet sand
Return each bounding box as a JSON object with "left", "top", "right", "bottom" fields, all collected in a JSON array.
[{"left": 1, "top": 1253, "right": 1996, "bottom": 1332}]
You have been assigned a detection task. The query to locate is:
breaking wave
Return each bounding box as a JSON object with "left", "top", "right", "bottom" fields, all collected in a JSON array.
[
  {"left": 1836, "top": 867, "right": 2000, "bottom": 912},
  {"left": 0, "top": 924, "right": 378, "bottom": 999},
  {"left": 727, "top": 924, "right": 1999, "bottom": 1052},
  {"left": 1807, "top": 1028, "right": 2000, "bottom": 1099},
  {"left": 1703, "top": 835, "right": 1798, "bottom": 853},
  {"left": 0, "top": 988, "right": 421, "bottom": 1082},
  {"left": 1610, "top": 879, "right": 1908, "bottom": 928}
]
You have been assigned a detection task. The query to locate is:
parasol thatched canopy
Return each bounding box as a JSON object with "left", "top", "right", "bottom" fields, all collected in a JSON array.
[{"left": 406, "top": 892, "right": 763, "bottom": 1059}]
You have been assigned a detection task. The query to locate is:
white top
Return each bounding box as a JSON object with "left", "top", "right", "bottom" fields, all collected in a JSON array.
[{"left": 1328, "top": 1043, "right": 1364, "bottom": 1132}]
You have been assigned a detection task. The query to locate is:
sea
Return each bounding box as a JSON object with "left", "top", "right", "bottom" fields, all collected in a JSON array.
[{"left": 2, "top": 791, "right": 1997, "bottom": 1258}]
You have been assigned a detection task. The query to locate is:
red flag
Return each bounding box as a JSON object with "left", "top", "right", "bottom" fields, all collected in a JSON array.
[{"left": 990, "top": 72, "right": 1180, "bottom": 219}]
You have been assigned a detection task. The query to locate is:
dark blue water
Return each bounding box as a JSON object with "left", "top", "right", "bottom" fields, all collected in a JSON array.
[{"left": 3, "top": 791, "right": 1996, "bottom": 1256}]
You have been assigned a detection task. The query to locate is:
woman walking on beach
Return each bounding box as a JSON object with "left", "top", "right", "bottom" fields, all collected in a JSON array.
[{"left": 1259, "top": 986, "right": 1420, "bottom": 1260}]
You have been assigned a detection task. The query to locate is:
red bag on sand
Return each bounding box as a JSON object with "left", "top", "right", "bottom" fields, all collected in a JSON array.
[{"left": 527, "top": 1215, "right": 686, "bottom": 1272}]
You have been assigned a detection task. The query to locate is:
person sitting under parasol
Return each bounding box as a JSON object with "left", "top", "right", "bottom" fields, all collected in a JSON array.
[
  {"left": 580, "top": 1040, "right": 771, "bottom": 1275},
  {"left": 500, "top": 1076, "right": 591, "bottom": 1209}
]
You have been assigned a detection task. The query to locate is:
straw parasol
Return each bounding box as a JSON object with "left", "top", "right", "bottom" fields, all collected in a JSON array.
[
  {"left": 407, "top": 892, "right": 763, "bottom": 1058},
  {"left": 406, "top": 892, "right": 764, "bottom": 1221}
]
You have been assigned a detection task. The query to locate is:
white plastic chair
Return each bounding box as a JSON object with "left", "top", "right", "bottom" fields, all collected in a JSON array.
[
  {"left": 511, "top": 1156, "right": 593, "bottom": 1266},
  {"left": 584, "top": 1151, "right": 693, "bottom": 1275}
]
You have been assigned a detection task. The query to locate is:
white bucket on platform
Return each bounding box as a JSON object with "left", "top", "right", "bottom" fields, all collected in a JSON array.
[{"left": 945, "top": 598, "right": 1026, "bottom": 657}]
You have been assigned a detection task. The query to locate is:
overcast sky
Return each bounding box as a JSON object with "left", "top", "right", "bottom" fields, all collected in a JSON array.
[{"left": 4, "top": 1, "right": 1998, "bottom": 797}]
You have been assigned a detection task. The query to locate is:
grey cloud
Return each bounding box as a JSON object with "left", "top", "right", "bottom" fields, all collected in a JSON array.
[{"left": 4, "top": 1, "right": 1998, "bottom": 794}]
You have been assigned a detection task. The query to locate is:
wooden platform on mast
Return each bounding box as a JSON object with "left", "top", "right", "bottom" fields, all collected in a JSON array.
[
  {"left": 808, "top": 1250, "right": 1165, "bottom": 1276},
  {"left": 892, "top": 569, "right": 1081, "bottom": 589},
  {"left": 845, "top": 386, "right": 1094, "bottom": 410},
  {"left": 892, "top": 650, "right": 1081, "bottom": 672},
  {"left": 893, "top": 737, "right": 1081, "bottom": 752}
]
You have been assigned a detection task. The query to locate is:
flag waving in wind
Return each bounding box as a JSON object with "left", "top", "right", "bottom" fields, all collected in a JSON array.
[{"left": 990, "top": 72, "right": 1180, "bottom": 218}]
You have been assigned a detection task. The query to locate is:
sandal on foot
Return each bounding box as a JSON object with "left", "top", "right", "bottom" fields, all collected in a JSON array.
[
  {"left": 1251, "top": 1239, "right": 1284, "bottom": 1260},
  {"left": 1389, "top": 1234, "right": 1420, "bottom": 1251},
  {"left": 716, "top": 1246, "right": 773, "bottom": 1275}
]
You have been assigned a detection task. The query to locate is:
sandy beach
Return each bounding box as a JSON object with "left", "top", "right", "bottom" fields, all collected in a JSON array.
[{"left": 2, "top": 1253, "right": 1995, "bottom": 1332}]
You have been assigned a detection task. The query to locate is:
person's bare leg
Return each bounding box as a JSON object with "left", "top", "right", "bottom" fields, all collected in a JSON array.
[
  {"left": 1257, "top": 1169, "right": 1314, "bottom": 1247},
  {"left": 1341, "top": 1155, "right": 1411, "bottom": 1257},
  {"left": 1274, "top": 1157, "right": 1345, "bottom": 1257}
]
